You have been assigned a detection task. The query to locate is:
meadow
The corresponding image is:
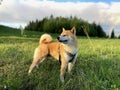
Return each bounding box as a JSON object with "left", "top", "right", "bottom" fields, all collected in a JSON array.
[{"left": 0, "top": 26, "right": 120, "bottom": 90}]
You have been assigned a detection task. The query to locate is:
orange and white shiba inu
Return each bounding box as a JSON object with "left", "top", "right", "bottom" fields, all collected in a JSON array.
[{"left": 28, "top": 27, "right": 78, "bottom": 82}]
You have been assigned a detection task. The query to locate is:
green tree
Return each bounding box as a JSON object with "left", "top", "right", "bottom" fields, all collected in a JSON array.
[
  {"left": 111, "top": 29, "right": 115, "bottom": 38},
  {"left": 24, "top": 15, "right": 106, "bottom": 37},
  {"left": 118, "top": 35, "right": 120, "bottom": 39},
  {"left": 96, "top": 25, "right": 106, "bottom": 37},
  {"left": 89, "top": 23, "right": 97, "bottom": 37}
]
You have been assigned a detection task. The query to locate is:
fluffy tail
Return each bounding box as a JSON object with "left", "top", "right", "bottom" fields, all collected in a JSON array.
[{"left": 39, "top": 34, "right": 52, "bottom": 44}]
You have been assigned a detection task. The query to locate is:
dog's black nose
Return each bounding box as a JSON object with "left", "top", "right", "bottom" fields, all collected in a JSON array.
[{"left": 57, "top": 36, "right": 60, "bottom": 40}]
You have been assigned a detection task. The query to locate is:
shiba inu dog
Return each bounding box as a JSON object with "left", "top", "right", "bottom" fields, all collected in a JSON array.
[{"left": 28, "top": 27, "right": 78, "bottom": 82}]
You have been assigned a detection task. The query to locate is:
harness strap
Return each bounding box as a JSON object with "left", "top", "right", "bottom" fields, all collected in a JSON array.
[{"left": 65, "top": 51, "right": 77, "bottom": 62}]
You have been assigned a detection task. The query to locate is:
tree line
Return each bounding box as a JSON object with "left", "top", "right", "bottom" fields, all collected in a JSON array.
[{"left": 25, "top": 15, "right": 106, "bottom": 37}]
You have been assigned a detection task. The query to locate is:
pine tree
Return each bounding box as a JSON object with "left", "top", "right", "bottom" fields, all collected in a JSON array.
[
  {"left": 24, "top": 16, "right": 106, "bottom": 37},
  {"left": 111, "top": 29, "right": 115, "bottom": 38},
  {"left": 118, "top": 35, "right": 120, "bottom": 39}
]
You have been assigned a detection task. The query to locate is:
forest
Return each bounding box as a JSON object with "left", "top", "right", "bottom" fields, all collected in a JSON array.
[{"left": 25, "top": 15, "right": 106, "bottom": 37}]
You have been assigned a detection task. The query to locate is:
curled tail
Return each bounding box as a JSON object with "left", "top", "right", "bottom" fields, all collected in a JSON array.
[{"left": 39, "top": 34, "right": 52, "bottom": 44}]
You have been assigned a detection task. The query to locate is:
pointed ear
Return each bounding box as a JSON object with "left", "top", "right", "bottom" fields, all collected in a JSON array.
[
  {"left": 71, "top": 27, "right": 76, "bottom": 34},
  {"left": 62, "top": 28, "right": 66, "bottom": 32}
]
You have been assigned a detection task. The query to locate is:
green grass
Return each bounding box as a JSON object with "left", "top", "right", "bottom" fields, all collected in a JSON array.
[{"left": 0, "top": 26, "right": 120, "bottom": 90}]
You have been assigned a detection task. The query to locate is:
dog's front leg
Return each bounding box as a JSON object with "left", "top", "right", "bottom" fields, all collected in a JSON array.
[
  {"left": 68, "top": 62, "right": 74, "bottom": 73},
  {"left": 60, "top": 60, "right": 67, "bottom": 83},
  {"left": 68, "top": 57, "right": 77, "bottom": 73}
]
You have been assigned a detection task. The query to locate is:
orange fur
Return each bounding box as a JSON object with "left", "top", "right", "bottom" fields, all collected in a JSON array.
[{"left": 28, "top": 27, "right": 78, "bottom": 83}]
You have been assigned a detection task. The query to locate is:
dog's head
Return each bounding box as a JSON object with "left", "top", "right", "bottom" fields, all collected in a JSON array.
[{"left": 57, "top": 27, "right": 76, "bottom": 44}]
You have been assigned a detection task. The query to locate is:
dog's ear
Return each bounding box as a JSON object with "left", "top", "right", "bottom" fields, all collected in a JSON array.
[
  {"left": 62, "top": 28, "right": 66, "bottom": 32},
  {"left": 71, "top": 27, "right": 76, "bottom": 35}
]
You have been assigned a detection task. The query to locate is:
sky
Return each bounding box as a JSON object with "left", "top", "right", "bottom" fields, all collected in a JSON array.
[{"left": 0, "top": 0, "right": 120, "bottom": 36}]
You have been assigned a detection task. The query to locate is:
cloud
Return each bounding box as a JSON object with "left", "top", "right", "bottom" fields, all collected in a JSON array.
[
  {"left": 0, "top": 0, "right": 120, "bottom": 24},
  {"left": 0, "top": 0, "right": 120, "bottom": 35}
]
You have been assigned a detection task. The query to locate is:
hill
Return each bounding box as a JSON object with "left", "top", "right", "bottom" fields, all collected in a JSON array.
[
  {"left": 0, "top": 25, "right": 45, "bottom": 38},
  {"left": 0, "top": 25, "right": 21, "bottom": 36}
]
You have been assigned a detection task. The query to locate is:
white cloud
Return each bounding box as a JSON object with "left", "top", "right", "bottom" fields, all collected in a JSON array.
[{"left": 0, "top": 0, "right": 120, "bottom": 35}]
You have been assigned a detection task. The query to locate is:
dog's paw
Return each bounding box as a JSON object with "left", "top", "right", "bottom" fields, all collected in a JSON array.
[
  {"left": 28, "top": 70, "right": 31, "bottom": 75},
  {"left": 60, "top": 76, "right": 64, "bottom": 83}
]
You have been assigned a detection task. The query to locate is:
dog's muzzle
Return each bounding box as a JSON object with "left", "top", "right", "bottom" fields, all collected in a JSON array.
[{"left": 57, "top": 36, "right": 68, "bottom": 43}]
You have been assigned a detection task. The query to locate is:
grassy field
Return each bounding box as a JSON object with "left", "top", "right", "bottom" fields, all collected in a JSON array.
[{"left": 0, "top": 26, "right": 120, "bottom": 90}]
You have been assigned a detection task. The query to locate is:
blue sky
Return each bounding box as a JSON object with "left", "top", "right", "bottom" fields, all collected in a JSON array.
[{"left": 55, "top": 0, "right": 120, "bottom": 3}]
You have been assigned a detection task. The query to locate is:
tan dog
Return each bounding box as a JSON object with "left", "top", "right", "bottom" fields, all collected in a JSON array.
[{"left": 28, "top": 27, "right": 78, "bottom": 82}]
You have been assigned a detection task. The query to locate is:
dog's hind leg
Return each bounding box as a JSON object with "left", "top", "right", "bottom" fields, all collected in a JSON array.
[
  {"left": 28, "top": 47, "right": 47, "bottom": 74},
  {"left": 35, "top": 58, "right": 45, "bottom": 68},
  {"left": 28, "top": 56, "right": 46, "bottom": 74}
]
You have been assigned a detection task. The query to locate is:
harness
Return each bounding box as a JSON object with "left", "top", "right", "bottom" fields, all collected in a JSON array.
[
  {"left": 58, "top": 44, "right": 77, "bottom": 64},
  {"left": 65, "top": 50, "right": 77, "bottom": 62}
]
